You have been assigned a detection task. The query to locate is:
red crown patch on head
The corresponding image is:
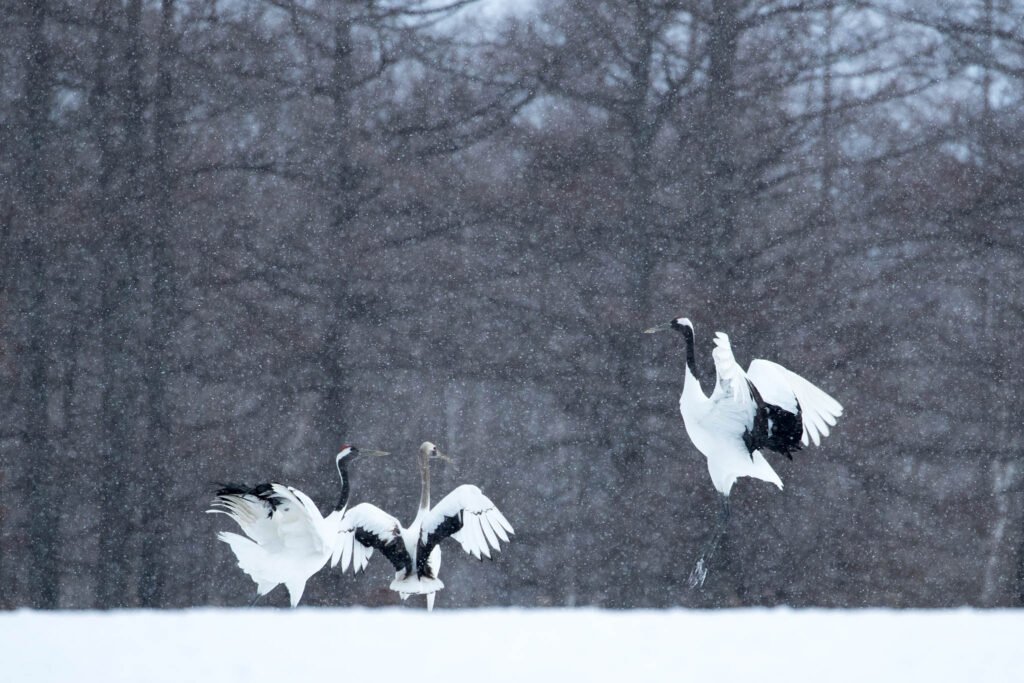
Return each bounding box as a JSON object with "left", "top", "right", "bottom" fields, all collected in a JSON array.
[{"left": 339, "top": 443, "right": 351, "bottom": 452}]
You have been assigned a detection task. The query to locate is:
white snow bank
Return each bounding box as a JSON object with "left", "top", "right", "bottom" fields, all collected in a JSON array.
[{"left": 0, "top": 607, "right": 1020, "bottom": 682}]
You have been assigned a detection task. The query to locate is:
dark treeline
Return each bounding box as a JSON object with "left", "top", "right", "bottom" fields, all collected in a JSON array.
[{"left": 1, "top": 0, "right": 1022, "bottom": 610}]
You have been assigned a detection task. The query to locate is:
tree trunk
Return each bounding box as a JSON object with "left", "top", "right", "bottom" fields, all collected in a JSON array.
[
  {"left": 820, "top": 0, "right": 837, "bottom": 222},
  {"left": 19, "top": 0, "right": 61, "bottom": 610},
  {"left": 138, "top": 0, "right": 178, "bottom": 608},
  {"left": 703, "top": 0, "right": 741, "bottom": 268},
  {"left": 94, "top": 0, "right": 136, "bottom": 608},
  {"left": 616, "top": 0, "right": 659, "bottom": 478},
  {"left": 311, "top": 6, "right": 358, "bottom": 456},
  {"left": 604, "top": 0, "right": 661, "bottom": 607}
]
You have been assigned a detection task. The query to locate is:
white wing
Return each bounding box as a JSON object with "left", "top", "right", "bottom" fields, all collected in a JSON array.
[
  {"left": 264, "top": 484, "right": 330, "bottom": 555},
  {"left": 207, "top": 485, "right": 286, "bottom": 552},
  {"left": 206, "top": 489, "right": 280, "bottom": 548},
  {"left": 421, "top": 484, "right": 514, "bottom": 560},
  {"left": 709, "top": 332, "right": 752, "bottom": 406},
  {"left": 333, "top": 503, "right": 407, "bottom": 574},
  {"left": 747, "top": 359, "right": 843, "bottom": 447}
]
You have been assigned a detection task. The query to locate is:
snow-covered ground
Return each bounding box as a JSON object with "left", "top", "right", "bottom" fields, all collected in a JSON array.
[{"left": 1, "top": 607, "right": 1020, "bottom": 682}]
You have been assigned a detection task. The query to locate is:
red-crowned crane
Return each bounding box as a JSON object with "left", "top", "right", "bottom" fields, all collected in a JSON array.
[
  {"left": 645, "top": 318, "right": 843, "bottom": 588},
  {"left": 332, "top": 441, "right": 513, "bottom": 611},
  {"left": 208, "top": 445, "right": 387, "bottom": 607}
]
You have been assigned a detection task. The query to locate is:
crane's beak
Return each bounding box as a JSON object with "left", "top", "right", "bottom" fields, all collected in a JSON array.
[
  {"left": 431, "top": 448, "right": 454, "bottom": 465},
  {"left": 643, "top": 322, "right": 673, "bottom": 334},
  {"left": 360, "top": 449, "right": 389, "bottom": 457}
]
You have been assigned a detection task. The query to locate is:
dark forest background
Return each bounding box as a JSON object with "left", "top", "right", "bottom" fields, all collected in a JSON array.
[{"left": 1, "top": 0, "right": 1022, "bottom": 610}]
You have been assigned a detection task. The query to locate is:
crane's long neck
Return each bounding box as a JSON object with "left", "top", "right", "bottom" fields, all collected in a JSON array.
[
  {"left": 334, "top": 458, "right": 351, "bottom": 512},
  {"left": 682, "top": 325, "right": 697, "bottom": 376},
  {"left": 418, "top": 454, "right": 430, "bottom": 513},
  {"left": 681, "top": 325, "right": 706, "bottom": 398}
]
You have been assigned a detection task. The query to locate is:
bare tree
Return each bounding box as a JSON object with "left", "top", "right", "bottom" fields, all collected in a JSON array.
[{"left": 10, "top": 0, "right": 61, "bottom": 610}]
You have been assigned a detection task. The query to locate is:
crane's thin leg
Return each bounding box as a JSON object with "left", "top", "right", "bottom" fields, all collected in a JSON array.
[{"left": 688, "top": 494, "right": 731, "bottom": 589}]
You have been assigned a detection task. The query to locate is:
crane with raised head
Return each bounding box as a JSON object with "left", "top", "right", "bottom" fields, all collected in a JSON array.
[
  {"left": 333, "top": 441, "right": 513, "bottom": 611},
  {"left": 208, "top": 445, "right": 387, "bottom": 606},
  {"left": 645, "top": 317, "right": 843, "bottom": 588}
]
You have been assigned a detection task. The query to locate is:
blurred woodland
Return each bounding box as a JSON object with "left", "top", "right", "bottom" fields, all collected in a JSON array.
[{"left": 1, "top": 0, "right": 1022, "bottom": 609}]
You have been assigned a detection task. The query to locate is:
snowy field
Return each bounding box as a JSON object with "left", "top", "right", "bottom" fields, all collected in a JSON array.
[{"left": 1, "top": 607, "right": 1020, "bottom": 682}]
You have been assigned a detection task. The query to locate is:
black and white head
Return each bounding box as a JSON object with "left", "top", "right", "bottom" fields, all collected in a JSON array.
[
  {"left": 336, "top": 444, "right": 388, "bottom": 466},
  {"left": 643, "top": 317, "right": 693, "bottom": 336},
  {"left": 419, "top": 441, "right": 453, "bottom": 464}
]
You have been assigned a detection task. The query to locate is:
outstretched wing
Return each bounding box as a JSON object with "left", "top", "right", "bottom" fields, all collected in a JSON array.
[
  {"left": 701, "top": 333, "right": 759, "bottom": 447},
  {"left": 420, "top": 485, "right": 514, "bottom": 567},
  {"left": 264, "top": 484, "right": 329, "bottom": 555},
  {"left": 208, "top": 482, "right": 328, "bottom": 556},
  {"left": 747, "top": 359, "right": 843, "bottom": 447},
  {"left": 207, "top": 482, "right": 286, "bottom": 552},
  {"left": 334, "top": 503, "right": 411, "bottom": 576},
  {"left": 709, "top": 332, "right": 753, "bottom": 406}
]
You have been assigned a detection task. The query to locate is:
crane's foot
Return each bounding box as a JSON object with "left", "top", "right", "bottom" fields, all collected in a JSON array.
[
  {"left": 688, "top": 494, "right": 730, "bottom": 590},
  {"left": 688, "top": 557, "right": 709, "bottom": 589}
]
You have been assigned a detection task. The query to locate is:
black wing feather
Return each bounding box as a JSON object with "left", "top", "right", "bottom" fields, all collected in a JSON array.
[
  {"left": 354, "top": 527, "right": 413, "bottom": 576},
  {"left": 212, "top": 482, "right": 281, "bottom": 516},
  {"left": 742, "top": 380, "right": 803, "bottom": 460},
  {"left": 417, "top": 512, "right": 464, "bottom": 578}
]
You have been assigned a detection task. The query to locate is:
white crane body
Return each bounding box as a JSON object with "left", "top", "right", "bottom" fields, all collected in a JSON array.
[
  {"left": 680, "top": 364, "right": 784, "bottom": 495},
  {"left": 334, "top": 442, "right": 513, "bottom": 611},
  {"left": 208, "top": 445, "right": 385, "bottom": 607},
  {"left": 645, "top": 318, "right": 843, "bottom": 587}
]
